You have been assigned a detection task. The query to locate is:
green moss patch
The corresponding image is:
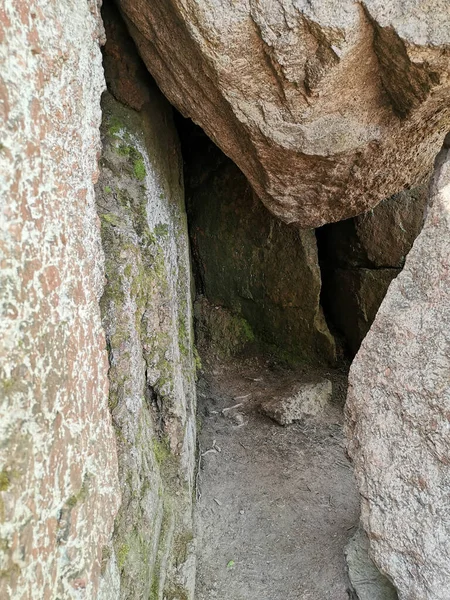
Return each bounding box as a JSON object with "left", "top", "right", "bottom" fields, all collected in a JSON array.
[
  {"left": 195, "top": 297, "right": 255, "bottom": 357},
  {"left": 0, "top": 471, "right": 10, "bottom": 492},
  {"left": 133, "top": 158, "right": 146, "bottom": 181}
]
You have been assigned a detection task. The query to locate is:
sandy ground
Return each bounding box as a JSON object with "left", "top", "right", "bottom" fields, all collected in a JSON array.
[{"left": 194, "top": 353, "right": 360, "bottom": 600}]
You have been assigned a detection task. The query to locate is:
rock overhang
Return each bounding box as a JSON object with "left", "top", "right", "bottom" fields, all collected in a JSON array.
[{"left": 116, "top": 0, "right": 450, "bottom": 227}]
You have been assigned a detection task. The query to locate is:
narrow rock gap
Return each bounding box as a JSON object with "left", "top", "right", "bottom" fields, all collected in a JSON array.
[
  {"left": 315, "top": 184, "right": 428, "bottom": 357},
  {"left": 3, "top": 1, "right": 450, "bottom": 599},
  {"left": 173, "top": 109, "right": 426, "bottom": 598},
  {"left": 96, "top": 3, "right": 428, "bottom": 599},
  {"left": 315, "top": 227, "right": 352, "bottom": 361},
  {"left": 173, "top": 110, "right": 364, "bottom": 599}
]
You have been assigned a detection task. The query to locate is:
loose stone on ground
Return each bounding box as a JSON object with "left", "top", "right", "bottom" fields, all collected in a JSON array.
[{"left": 260, "top": 379, "right": 333, "bottom": 425}]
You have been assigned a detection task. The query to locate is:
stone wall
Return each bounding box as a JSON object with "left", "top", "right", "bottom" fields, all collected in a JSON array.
[
  {"left": 96, "top": 7, "right": 197, "bottom": 598},
  {"left": 0, "top": 1, "right": 119, "bottom": 598}
]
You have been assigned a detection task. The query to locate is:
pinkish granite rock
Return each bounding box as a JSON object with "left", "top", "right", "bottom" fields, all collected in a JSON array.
[
  {"left": 118, "top": 0, "right": 450, "bottom": 226},
  {"left": 0, "top": 1, "right": 120, "bottom": 598},
  {"left": 346, "top": 136, "right": 450, "bottom": 600}
]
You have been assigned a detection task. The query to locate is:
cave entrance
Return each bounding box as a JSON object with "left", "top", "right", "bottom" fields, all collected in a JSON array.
[
  {"left": 174, "top": 110, "right": 425, "bottom": 598},
  {"left": 99, "top": 3, "right": 424, "bottom": 596},
  {"left": 171, "top": 113, "right": 414, "bottom": 599}
]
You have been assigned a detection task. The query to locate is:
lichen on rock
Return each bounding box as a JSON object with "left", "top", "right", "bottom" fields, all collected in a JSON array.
[
  {"left": 95, "top": 15, "right": 197, "bottom": 594},
  {"left": 0, "top": 1, "right": 120, "bottom": 597}
]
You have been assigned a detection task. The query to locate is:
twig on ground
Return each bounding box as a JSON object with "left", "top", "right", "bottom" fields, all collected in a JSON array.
[
  {"left": 201, "top": 439, "right": 222, "bottom": 456},
  {"left": 196, "top": 444, "right": 202, "bottom": 501},
  {"left": 222, "top": 403, "right": 243, "bottom": 415},
  {"left": 201, "top": 448, "right": 218, "bottom": 456}
]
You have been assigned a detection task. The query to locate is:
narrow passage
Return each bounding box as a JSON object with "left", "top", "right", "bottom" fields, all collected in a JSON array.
[{"left": 195, "top": 353, "right": 359, "bottom": 600}]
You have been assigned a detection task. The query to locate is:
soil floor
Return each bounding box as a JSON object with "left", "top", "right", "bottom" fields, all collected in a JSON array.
[{"left": 194, "top": 353, "right": 360, "bottom": 600}]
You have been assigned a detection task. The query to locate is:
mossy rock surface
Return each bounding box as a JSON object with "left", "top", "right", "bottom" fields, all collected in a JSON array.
[
  {"left": 95, "top": 88, "right": 196, "bottom": 600},
  {"left": 185, "top": 142, "right": 335, "bottom": 366}
]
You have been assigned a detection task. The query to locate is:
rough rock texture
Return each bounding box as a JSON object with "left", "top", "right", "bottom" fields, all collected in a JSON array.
[
  {"left": 261, "top": 379, "right": 332, "bottom": 425},
  {"left": 350, "top": 185, "right": 428, "bottom": 269},
  {"left": 183, "top": 126, "right": 335, "bottom": 365},
  {"left": 96, "top": 11, "right": 197, "bottom": 598},
  {"left": 345, "top": 529, "right": 398, "bottom": 600},
  {"left": 346, "top": 136, "right": 450, "bottom": 600},
  {"left": 325, "top": 268, "right": 399, "bottom": 355},
  {"left": 0, "top": 1, "right": 120, "bottom": 598},
  {"left": 318, "top": 186, "right": 428, "bottom": 354},
  {"left": 319, "top": 185, "right": 428, "bottom": 270},
  {"left": 117, "top": 0, "right": 450, "bottom": 226},
  {"left": 194, "top": 297, "right": 256, "bottom": 359}
]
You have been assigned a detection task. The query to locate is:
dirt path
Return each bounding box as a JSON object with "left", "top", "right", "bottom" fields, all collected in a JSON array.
[{"left": 194, "top": 354, "right": 359, "bottom": 600}]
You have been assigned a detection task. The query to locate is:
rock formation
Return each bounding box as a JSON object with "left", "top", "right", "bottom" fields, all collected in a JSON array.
[
  {"left": 182, "top": 123, "right": 335, "bottom": 365},
  {"left": 345, "top": 528, "right": 398, "bottom": 600},
  {"left": 0, "top": 2, "right": 198, "bottom": 598},
  {"left": 97, "top": 7, "right": 197, "bottom": 598},
  {"left": 1, "top": 1, "right": 450, "bottom": 599},
  {"left": 318, "top": 185, "right": 428, "bottom": 354},
  {"left": 117, "top": 0, "right": 450, "bottom": 226},
  {"left": 0, "top": 1, "right": 119, "bottom": 597},
  {"left": 346, "top": 136, "right": 450, "bottom": 600}
]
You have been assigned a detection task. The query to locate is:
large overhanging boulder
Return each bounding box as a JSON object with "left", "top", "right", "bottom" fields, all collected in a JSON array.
[
  {"left": 346, "top": 135, "right": 450, "bottom": 599},
  {"left": 116, "top": 0, "right": 450, "bottom": 226}
]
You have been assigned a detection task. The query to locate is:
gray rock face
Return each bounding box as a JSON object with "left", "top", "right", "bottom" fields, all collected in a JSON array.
[
  {"left": 325, "top": 268, "right": 399, "bottom": 355},
  {"left": 319, "top": 185, "right": 428, "bottom": 270},
  {"left": 261, "top": 379, "right": 332, "bottom": 425},
  {"left": 96, "top": 10, "right": 197, "bottom": 597},
  {"left": 352, "top": 185, "right": 428, "bottom": 269},
  {"left": 117, "top": 0, "right": 449, "bottom": 226},
  {"left": 97, "top": 88, "right": 197, "bottom": 599},
  {"left": 184, "top": 130, "right": 335, "bottom": 365},
  {"left": 346, "top": 137, "right": 450, "bottom": 600},
  {"left": 345, "top": 529, "right": 398, "bottom": 600},
  {"left": 319, "top": 185, "right": 427, "bottom": 353}
]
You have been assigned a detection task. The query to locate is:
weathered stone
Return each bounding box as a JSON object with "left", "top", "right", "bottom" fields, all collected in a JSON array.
[
  {"left": 324, "top": 268, "right": 399, "bottom": 355},
  {"left": 102, "top": 1, "right": 153, "bottom": 111},
  {"left": 346, "top": 137, "right": 450, "bottom": 600},
  {"left": 184, "top": 129, "right": 335, "bottom": 365},
  {"left": 318, "top": 185, "right": 428, "bottom": 269},
  {"left": 0, "top": 1, "right": 120, "bottom": 598},
  {"left": 354, "top": 185, "right": 428, "bottom": 268},
  {"left": 117, "top": 0, "right": 450, "bottom": 226},
  {"left": 318, "top": 185, "right": 427, "bottom": 354},
  {"left": 345, "top": 529, "right": 398, "bottom": 600},
  {"left": 261, "top": 379, "right": 332, "bottom": 425},
  {"left": 194, "top": 297, "right": 256, "bottom": 359},
  {"left": 96, "top": 12, "right": 197, "bottom": 596}
]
